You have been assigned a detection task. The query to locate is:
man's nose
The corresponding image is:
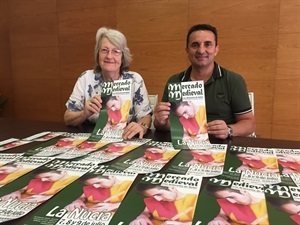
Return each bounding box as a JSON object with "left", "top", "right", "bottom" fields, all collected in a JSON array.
[
  {"left": 196, "top": 44, "right": 205, "bottom": 53},
  {"left": 154, "top": 196, "right": 163, "bottom": 201}
]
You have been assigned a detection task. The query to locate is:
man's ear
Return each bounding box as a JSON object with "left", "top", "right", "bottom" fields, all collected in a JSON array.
[
  {"left": 169, "top": 186, "right": 176, "bottom": 192},
  {"left": 214, "top": 44, "right": 219, "bottom": 57},
  {"left": 240, "top": 190, "right": 248, "bottom": 195}
]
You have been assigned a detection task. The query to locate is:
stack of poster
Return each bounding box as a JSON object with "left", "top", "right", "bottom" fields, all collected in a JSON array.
[
  {"left": 0, "top": 153, "right": 23, "bottom": 165},
  {"left": 0, "top": 132, "right": 65, "bottom": 152},
  {"left": 24, "top": 133, "right": 90, "bottom": 157},
  {"left": 109, "top": 172, "right": 202, "bottom": 224},
  {"left": 165, "top": 144, "right": 227, "bottom": 177},
  {"left": 223, "top": 145, "right": 281, "bottom": 185},
  {"left": 265, "top": 183, "right": 300, "bottom": 224},
  {"left": 109, "top": 140, "right": 180, "bottom": 174},
  {"left": 0, "top": 159, "right": 96, "bottom": 223},
  {"left": 0, "top": 155, "right": 53, "bottom": 187},
  {"left": 22, "top": 132, "right": 65, "bottom": 142},
  {"left": 88, "top": 79, "right": 132, "bottom": 142},
  {"left": 55, "top": 139, "right": 109, "bottom": 160},
  {"left": 168, "top": 80, "right": 211, "bottom": 149},
  {"left": 194, "top": 176, "right": 269, "bottom": 224},
  {"left": 0, "top": 138, "right": 31, "bottom": 151},
  {"left": 79, "top": 138, "right": 151, "bottom": 164},
  {"left": 275, "top": 148, "right": 300, "bottom": 186},
  {"left": 22, "top": 165, "right": 137, "bottom": 225}
]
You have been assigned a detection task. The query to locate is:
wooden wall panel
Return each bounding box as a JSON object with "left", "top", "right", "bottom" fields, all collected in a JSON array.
[
  {"left": 273, "top": 80, "right": 300, "bottom": 124},
  {"left": 272, "top": 125, "right": 300, "bottom": 141},
  {"left": 10, "top": 13, "right": 58, "bottom": 48},
  {"left": 273, "top": 0, "right": 300, "bottom": 140},
  {"left": 57, "top": 0, "right": 114, "bottom": 11},
  {"left": 13, "top": 79, "right": 62, "bottom": 122},
  {"left": 9, "top": 0, "right": 56, "bottom": 17},
  {"left": 116, "top": 0, "right": 188, "bottom": 43},
  {"left": 10, "top": 47, "right": 59, "bottom": 80},
  {"left": 278, "top": 0, "right": 300, "bottom": 33},
  {"left": 9, "top": 4, "right": 60, "bottom": 121},
  {"left": 216, "top": 34, "right": 278, "bottom": 81},
  {"left": 0, "top": 0, "right": 13, "bottom": 117}
]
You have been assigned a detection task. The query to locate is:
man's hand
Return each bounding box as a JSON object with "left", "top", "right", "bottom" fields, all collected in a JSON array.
[
  {"left": 129, "top": 214, "right": 153, "bottom": 225},
  {"left": 22, "top": 194, "right": 51, "bottom": 203},
  {"left": 89, "top": 202, "right": 119, "bottom": 212},
  {"left": 1, "top": 190, "right": 21, "bottom": 201},
  {"left": 154, "top": 102, "right": 171, "bottom": 129},
  {"left": 65, "top": 199, "right": 87, "bottom": 211},
  {"left": 162, "top": 221, "right": 192, "bottom": 225},
  {"left": 206, "top": 120, "right": 228, "bottom": 139},
  {"left": 208, "top": 216, "right": 230, "bottom": 225}
]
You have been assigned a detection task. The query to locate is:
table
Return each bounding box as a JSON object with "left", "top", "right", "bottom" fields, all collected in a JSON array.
[{"left": 0, "top": 118, "right": 299, "bottom": 224}]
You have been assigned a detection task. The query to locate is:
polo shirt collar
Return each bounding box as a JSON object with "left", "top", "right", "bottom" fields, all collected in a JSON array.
[{"left": 181, "top": 62, "right": 222, "bottom": 83}]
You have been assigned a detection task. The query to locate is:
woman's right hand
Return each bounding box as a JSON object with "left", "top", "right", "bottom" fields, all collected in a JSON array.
[{"left": 83, "top": 95, "right": 102, "bottom": 118}]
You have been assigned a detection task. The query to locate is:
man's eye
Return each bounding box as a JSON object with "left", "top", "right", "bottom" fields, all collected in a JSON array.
[{"left": 205, "top": 43, "right": 213, "bottom": 47}]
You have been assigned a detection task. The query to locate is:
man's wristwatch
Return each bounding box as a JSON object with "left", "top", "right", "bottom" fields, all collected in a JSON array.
[{"left": 227, "top": 126, "right": 233, "bottom": 139}]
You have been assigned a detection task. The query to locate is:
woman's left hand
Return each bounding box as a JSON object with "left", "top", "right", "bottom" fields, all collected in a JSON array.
[{"left": 122, "top": 122, "right": 147, "bottom": 140}]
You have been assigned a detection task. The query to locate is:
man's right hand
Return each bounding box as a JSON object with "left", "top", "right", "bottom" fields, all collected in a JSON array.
[
  {"left": 154, "top": 102, "right": 171, "bottom": 129},
  {"left": 129, "top": 214, "right": 153, "bottom": 225},
  {"left": 208, "top": 216, "right": 230, "bottom": 225},
  {"left": 65, "top": 199, "right": 87, "bottom": 211}
]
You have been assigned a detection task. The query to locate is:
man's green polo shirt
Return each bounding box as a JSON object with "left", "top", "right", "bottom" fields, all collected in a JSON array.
[{"left": 162, "top": 62, "right": 252, "bottom": 124}]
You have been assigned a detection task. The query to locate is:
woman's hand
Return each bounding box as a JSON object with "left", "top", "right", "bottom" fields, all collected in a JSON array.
[
  {"left": 122, "top": 122, "right": 147, "bottom": 140},
  {"left": 83, "top": 95, "right": 102, "bottom": 118}
]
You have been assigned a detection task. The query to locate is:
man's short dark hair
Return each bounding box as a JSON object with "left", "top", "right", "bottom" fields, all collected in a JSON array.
[
  {"left": 186, "top": 24, "right": 218, "bottom": 48},
  {"left": 206, "top": 184, "right": 241, "bottom": 196},
  {"left": 170, "top": 101, "right": 189, "bottom": 115},
  {"left": 136, "top": 183, "right": 170, "bottom": 195}
]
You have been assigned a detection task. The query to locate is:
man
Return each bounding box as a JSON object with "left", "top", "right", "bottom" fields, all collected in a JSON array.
[
  {"left": 267, "top": 197, "right": 300, "bottom": 224},
  {"left": 234, "top": 152, "right": 279, "bottom": 173},
  {"left": 171, "top": 101, "right": 207, "bottom": 141},
  {"left": 187, "top": 149, "right": 225, "bottom": 166},
  {"left": 277, "top": 153, "right": 300, "bottom": 174},
  {"left": 154, "top": 24, "right": 255, "bottom": 139},
  {"left": 65, "top": 175, "right": 132, "bottom": 212},
  {"left": 103, "top": 95, "right": 130, "bottom": 130},
  {"left": 103, "top": 141, "right": 132, "bottom": 156},
  {"left": 130, "top": 183, "right": 197, "bottom": 225},
  {"left": 1, "top": 168, "right": 78, "bottom": 203},
  {"left": 135, "top": 147, "right": 178, "bottom": 164},
  {"left": 0, "top": 162, "right": 30, "bottom": 186},
  {"left": 206, "top": 185, "right": 269, "bottom": 225}
]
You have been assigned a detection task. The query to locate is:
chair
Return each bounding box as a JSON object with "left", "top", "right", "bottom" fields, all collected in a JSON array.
[
  {"left": 248, "top": 92, "right": 256, "bottom": 137},
  {"left": 148, "top": 94, "right": 158, "bottom": 129},
  {"left": 248, "top": 92, "right": 254, "bottom": 115}
]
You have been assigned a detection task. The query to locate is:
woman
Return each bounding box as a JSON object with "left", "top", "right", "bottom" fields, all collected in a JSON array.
[{"left": 64, "top": 27, "right": 152, "bottom": 139}]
